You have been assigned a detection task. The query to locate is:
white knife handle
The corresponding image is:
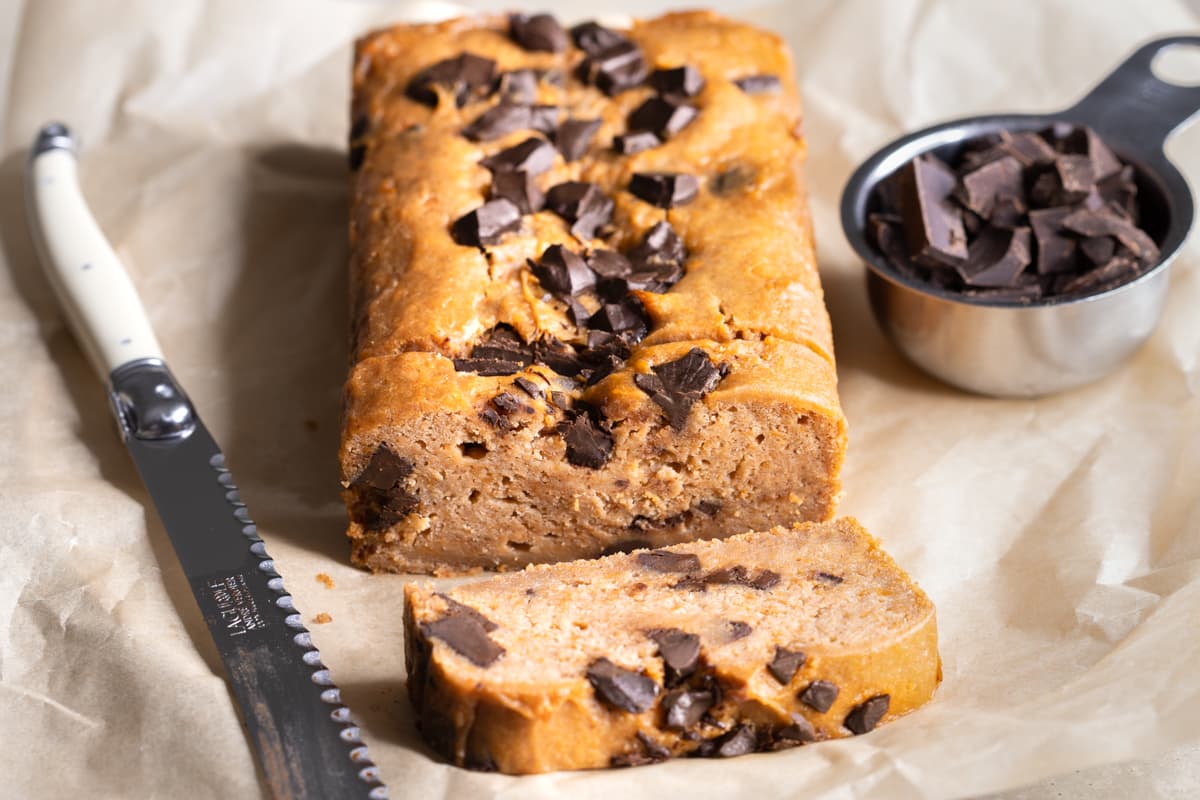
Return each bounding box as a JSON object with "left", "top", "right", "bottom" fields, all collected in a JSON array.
[{"left": 26, "top": 123, "right": 164, "bottom": 379}]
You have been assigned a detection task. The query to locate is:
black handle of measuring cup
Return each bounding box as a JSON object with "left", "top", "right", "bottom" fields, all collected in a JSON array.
[{"left": 1062, "top": 35, "right": 1200, "bottom": 157}]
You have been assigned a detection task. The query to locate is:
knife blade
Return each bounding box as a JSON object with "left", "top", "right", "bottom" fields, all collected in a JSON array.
[{"left": 25, "top": 122, "right": 388, "bottom": 800}]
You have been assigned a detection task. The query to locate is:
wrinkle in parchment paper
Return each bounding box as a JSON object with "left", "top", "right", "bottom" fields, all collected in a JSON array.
[{"left": 1, "top": 1, "right": 1199, "bottom": 798}]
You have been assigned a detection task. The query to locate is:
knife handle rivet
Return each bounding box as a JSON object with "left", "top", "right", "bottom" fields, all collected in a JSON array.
[
  {"left": 311, "top": 669, "right": 334, "bottom": 686},
  {"left": 209, "top": 453, "right": 225, "bottom": 468},
  {"left": 267, "top": 577, "right": 285, "bottom": 593},
  {"left": 217, "top": 471, "right": 235, "bottom": 486},
  {"left": 293, "top": 632, "right": 313, "bottom": 648},
  {"left": 359, "top": 767, "right": 380, "bottom": 783},
  {"left": 249, "top": 541, "right": 267, "bottom": 557},
  {"left": 276, "top": 595, "right": 295, "bottom": 611},
  {"left": 349, "top": 746, "right": 370, "bottom": 762},
  {"left": 368, "top": 786, "right": 389, "bottom": 799},
  {"left": 320, "top": 688, "right": 341, "bottom": 704},
  {"left": 302, "top": 650, "right": 324, "bottom": 668},
  {"left": 284, "top": 613, "right": 304, "bottom": 629},
  {"left": 242, "top": 524, "right": 258, "bottom": 539},
  {"left": 257, "top": 560, "right": 277, "bottom": 576},
  {"left": 331, "top": 707, "right": 352, "bottom": 723},
  {"left": 225, "top": 490, "right": 244, "bottom": 506},
  {"left": 233, "top": 507, "right": 252, "bottom": 524},
  {"left": 339, "top": 726, "right": 363, "bottom": 744}
]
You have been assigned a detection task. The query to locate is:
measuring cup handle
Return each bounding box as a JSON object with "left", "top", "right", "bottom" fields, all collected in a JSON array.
[{"left": 1063, "top": 35, "right": 1200, "bottom": 153}]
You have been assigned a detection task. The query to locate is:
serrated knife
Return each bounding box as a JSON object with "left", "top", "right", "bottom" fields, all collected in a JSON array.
[{"left": 25, "top": 122, "right": 388, "bottom": 800}]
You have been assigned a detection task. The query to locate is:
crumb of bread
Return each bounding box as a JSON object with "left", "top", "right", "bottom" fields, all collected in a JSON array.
[
  {"left": 316, "top": 572, "right": 335, "bottom": 589},
  {"left": 313, "top": 612, "right": 333, "bottom": 624}
]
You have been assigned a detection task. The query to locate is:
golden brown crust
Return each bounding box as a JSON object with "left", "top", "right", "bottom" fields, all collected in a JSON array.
[
  {"left": 404, "top": 518, "right": 941, "bottom": 773},
  {"left": 342, "top": 11, "right": 847, "bottom": 574}
]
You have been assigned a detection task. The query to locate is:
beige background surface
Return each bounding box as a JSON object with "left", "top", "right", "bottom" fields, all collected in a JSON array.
[{"left": 2, "top": 0, "right": 1200, "bottom": 797}]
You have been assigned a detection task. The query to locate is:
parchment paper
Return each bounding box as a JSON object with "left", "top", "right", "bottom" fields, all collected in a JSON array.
[{"left": 2, "top": 1, "right": 1199, "bottom": 797}]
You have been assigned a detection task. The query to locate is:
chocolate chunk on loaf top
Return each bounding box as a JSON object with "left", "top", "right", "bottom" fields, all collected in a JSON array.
[
  {"left": 342, "top": 11, "right": 845, "bottom": 574},
  {"left": 404, "top": 517, "right": 941, "bottom": 772}
]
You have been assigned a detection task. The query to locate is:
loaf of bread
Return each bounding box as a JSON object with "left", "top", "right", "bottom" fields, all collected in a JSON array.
[
  {"left": 342, "top": 11, "right": 846, "bottom": 574},
  {"left": 404, "top": 517, "right": 940, "bottom": 772}
]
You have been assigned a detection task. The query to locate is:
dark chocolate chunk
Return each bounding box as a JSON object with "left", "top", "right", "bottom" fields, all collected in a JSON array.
[
  {"left": 614, "top": 130, "right": 661, "bottom": 155},
  {"left": 559, "top": 408, "right": 614, "bottom": 468},
  {"left": 451, "top": 199, "right": 522, "bottom": 247},
  {"left": 1055, "top": 154, "right": 1096, "bottom": 200},
  {"left": 1097, "top": 165, "right": 1138, "bottom": 220},
  {"left": 489, "top": 392, "right": 524, "bottom": 415},
  {"left": 349, "top": 143, "right": 366, "bottom": 171},
  {"left": 899, "top": 154, "right": 967, "bottom": 269},
  {"left": 570, "top": 21, "right": 629, "bottom": 54},
  {"left": 1028, "top": 207, "right": 1078, "bottom": 274},
  {"left": 489, "top": 170, "right": 544, "bottom": 215},
  {"left": 772, "top": 714, "right": 816, "bottom": 748},
  {"left": 844, "top": 695, "right": 890, "bottom": 735},
  {"left": 799, "top": 680, "right": 839, "bottom": 713},
  {"left": 629, "top": 221, "right": 687, "bottom": 272},
  {"left": 588, "top": 298, "right": 648, "bottom": 340},
  {"left": 1061, "top": 125, "right": 1123, "bottom": 181},
  {"left": 588, "top": 249, "right": 634, "bottom": 279},
  {"left": 509, "top": 13, "right": 568, "bottom": 53},
  {"left": 1061, "top": 207, "right": 1159, "bottom": 266},
  {"left": 710, "top": 165, "right": 757, "bottom": 196},
  {"left": 480, "top": 136, "right": 557, "bottom": 175},
  {"left": 628, "top": 97, "right": 698, "bottom": 140},
  {"left": 353, "top": 488, "right": 419, "bottom": 531},
  {"left": 351, "top": 444, "right": 413, "bottom": 491},
  {"left": 579, "top": 39, "right": 647, "bottom": 95},
  {"left": 813, "top": 571, "right": 843, "bottom": 585},
  {"left": 463, "top": 751, "right": 498, "bottom": 772},
  {"left": 768, "top": 647, "right": 807, "bottom": 685},
  {"left": 649, "top": 65, "right": 705, "bottom": 98},
  {"left": 529, "top": 105, "right": 562, "bottom": 134},
  {"left": 555, "top": 118, "right": 602, "bottom": 161},
  {"left": 407, "top": 53, "right": 497, "bottom": 108},
  {"left": 463, "top": 103, "right": 552, "bottom": 142},
  {"left": 647, "top": 628, "right": 701, "bottom": 683},
  {"left": 497, "top": 69, "right": 538, "bottom": 104},
  {"left": 662, "top": 688, "right": 715, "bottom": 731},
  {"left": 998, "top": 130, "right": 1058, "bottom": 167},
  {"left": 531, "top": 336, "right": 584, "bottom": 377},
  {"left": 695, "top": 499, "right": 721, "bottom": 517},
  {"left": 433, "top": 594, "right": 499, "bottom": 632},
  {"left": 453, "top": 325, "right": 533, "bottom": 375},
  {"left": 420, "top": 612, "right": 505, "bottom": 667},
  {"left": 955, "top": 155, "right": 1024, "bottom": 219},
  {"left": 1080, "top": 236, "right": 1116, "bottom": 265},
  {"left": 633, "top": 348, "right": 724, "bottom": 430},
  {"left": 530, "top": 244, "right": 596, "bottom": 297},
  {"left": 629, "top": 172, "right": 700, "bottom": 208},
  {"left": 546, "top": 181, "right": 615, "bottom": 241},
  {"left": 726, "top": 621, "right": 753, "bottom": 641},
  {"left": 611, "top": 732, "right": 672, "bottom": 767},
  {"left": 957, "top": 225, "right": 1032, "bottom": 288},
  {"left": 712, "top": 724, "right": 757, "bottom": 757},
  {"left": 586, "top": 657, "right": 660, "bottom": 712},
  {"left": 1059, "top": 253, "right": 1140, "bottom": 295},
  {"left": 513, "top": 376, "right": 544, "bottom": 399},
  {"left": 636, "top": 550, "right": 701, "bottom": 573},
  {"left": 698, "top": 564, "right": 780, "bottom": 590},
  {"left": 733, "top": 74, "right": 782, "bottom": 94}
]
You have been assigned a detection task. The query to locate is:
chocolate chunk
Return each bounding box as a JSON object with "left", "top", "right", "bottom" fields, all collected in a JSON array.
[
  {"left": 497, "top": 69, "right": 538, "bottom": 104},
  {"left": 649, "top": 65, "right": 705, "bottom": 98},
  {"left": 509, "top": 13, "right": 567, "bottom": 53},
  {"left": 1060, "top": 253, "right": 1140, "bottom": 295},
  {"left": 636, "top": 550, "right": 701, "bottom": 573},
  {"left": 710, "top": 165, "right": 757, "bottom": 196},
  {"left": 570, "top": 21, "right": 629, "bottom": 54},
  {"left": 354, "top": 489, "right": 419, "bottom": 531},
  {"left": 844, "top": 695, "right": 890, "bottom": 735},
  {"left": 614, "top": 130, "right": 661, "bottom": 155},
  {"left": 628, "top": 97, "right": 698, "bottom": 140},
  {"left": 957, "top": 226, "right": 1032, "bottom": 288},
  {"left": 531, "top": 336, "right": 584, "bottom": 377},
  {"left": 489, "top": 170, "right": 544, "bottom": 215},
  {"left": 463, "top": 103, "right": 555, "bottom": 142},
  {"left": 351, "top": 443, "right": 413, "bottom": 491},
  {"left": 712, "top": 725, "right": 757, "bottom": 757},
  {"left": 813, "top": 571, "right": 843, "bottom": 585},
  {"left": 1097, "top": 165, "right": 1138, "bottom": 220},
  {"left": 513, "top": 376, "right": 544, "bottom": 399},
  {"left": 559, "top": 408, "right": 614, "bottom": 468},
  {"left": 629, "top": 172, "right": 700, "bottom": 208},
  {"left": 1080, "top": 236, "right": 1116, "bottom": 265},
  {"left": 734, "top": 74, "right": 782, "bottom": 94},
  {"left": 1055, "top": 154, "right": 1096, "bottom": 200},
  {"left": 633, "top": 348, "right": 724, "bottom": 431},
  {"left": 348, "top": 144, "right": 366, "bottom": 171},
  {"left": 772, "top": 714, "right": 816, "bottom": 748},
  {"left": 1061, "top": 125, "right": 1123, "bottom": 182},
  {"left": 1028, "top": 207, "right": 1078, "bottom": 274},
  {"left": 662, "top": 689, "right": 715, "bottom": 731},
  {"left": 421, "top": 612, "right": 505, "bottom": 667},
  {"left": 699, "top": 565, "right": 780, "bottom": 590},
  {"left": 407, "top": 53, "right": 497, "bottom": 108},
  {"left": 768, "top": 647, "right": 807, "bottom": 685},
  {"left": 555, "top": 118, "right": 602, "bottom": 161},
  {"left": 588, "top": 249, "right": 634, "bottom": 280},
  {"left": 799, "top": 680, "right": 839, "bottom": 713},
  {"left": 1062, "top": 207, "right": 1159, "bottom": 266},
  {"left": 695, "top": 500, "right": 721, "bottom": 517},
  {"left": 451, "top": 199, "right": 522, "bottom": 247},
  {"left": 489, "top": 392, "right": 524, "bottom": 415},
  {"left": 546, "top": 181, "right": 615, "bottom": 241},
  {"left": 955, "top": 156, "right": 1024, "bottom": 219},
  {"left": 629, "top": 221, "right": 687, "bottom": 271},
  {"left": 899, "top": 154, "right": 967, "bottom": 269},
  {"left": 612, "top": 732, "right": 671, "bottom": 767},
  {"left": 647, "top": 628, "right": 701, "bottom": 683},
  {"left": 586, "top": 657, "right": 660, "bottom": 712},
  {"left": 453, "top": 325, "right": 534, "bottom": 375},
  {"left": 588, "top": 298, "right": 648, "bottom": 340},
  {"left": 434, "top": 593, "right": 499, "bottom": 632},
  {"left": 998, "top": 130, "right": 1058, "bottom": 167},
  {"left": 530, "top": 244, "right": 596, "bottom": 297},
  {"left": 480, "top": 136, "right": 557, "bottom": 175},
  {"left": 727, "top": 621, "right": 753, "bottom": 641},
  {"left": 579, "top": 40, "right": 647, "bottom": 95},
  {"left": 463, "top": 751, "right": 498, "bottom": 772}
]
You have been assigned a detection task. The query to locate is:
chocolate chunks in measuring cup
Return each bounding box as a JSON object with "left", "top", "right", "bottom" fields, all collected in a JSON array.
[{"left": 870, "top": 125, "right": 1155, "bottom": 302}]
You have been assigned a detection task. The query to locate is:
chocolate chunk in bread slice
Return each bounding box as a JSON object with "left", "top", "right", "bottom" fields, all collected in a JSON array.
[{"left": 404, "top": 517, "right": 940, "bottom": 773}]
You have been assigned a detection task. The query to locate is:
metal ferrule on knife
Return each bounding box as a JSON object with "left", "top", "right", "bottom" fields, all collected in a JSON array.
[{"left": 26, "top": 123, "right": 387, "bottom": 800}]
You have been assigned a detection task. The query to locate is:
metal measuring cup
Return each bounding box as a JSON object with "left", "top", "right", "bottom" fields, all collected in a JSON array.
[{"left": 840, "top": 36, "right": 1200, "bottom": 397}]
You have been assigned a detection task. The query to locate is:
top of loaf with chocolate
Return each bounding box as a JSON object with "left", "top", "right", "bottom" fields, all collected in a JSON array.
[{"left": 342, "top": 11, "right": 846, "bottom": 574}]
